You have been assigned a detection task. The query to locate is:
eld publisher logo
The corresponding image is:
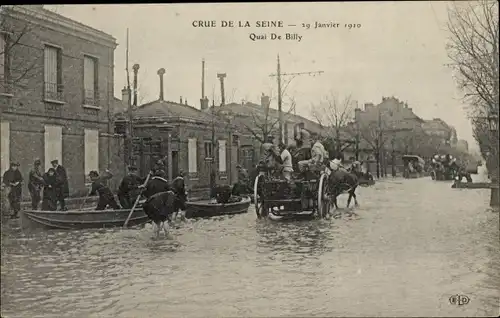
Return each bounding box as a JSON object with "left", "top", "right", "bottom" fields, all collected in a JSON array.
[{"left": 449, "top": 294, "right": 470, "bottom": 306}]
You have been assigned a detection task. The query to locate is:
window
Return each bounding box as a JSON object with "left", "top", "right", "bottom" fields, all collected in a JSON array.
[
  {"left": 0, "top": 121, "right": 10, "bottom": 175},
  {"left": 44, "top": 45, "right": 63, "bottom": 101},
  {"left": 0, "top": 32, "right": 11, "bottom": 93},
  {"left": 218, "top": 140, "right": 226, "bottom": 173},
  {"left": 204, "top": 141, "right": 212, "bottom": 159},
  {"left": 44, "top": 125, "right": 62, "bottom": 171},
  {"left": 84, "top": 129, "right": 99, "bottom": 179},
  {"left": 188, "top": 138, "right": 197, "bottom": 174},
  {"left": 83, "top": 55, "right": 99, "bottom": 106}
]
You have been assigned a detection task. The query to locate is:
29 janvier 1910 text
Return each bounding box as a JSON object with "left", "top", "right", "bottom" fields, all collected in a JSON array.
[{"left": 192, "top": 20, "right": 362, "bottom": 30}]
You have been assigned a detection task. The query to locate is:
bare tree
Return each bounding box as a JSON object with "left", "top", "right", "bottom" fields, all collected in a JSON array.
[
  {"left": 1, "top": 6, "right": 43, "bottom": 93},
  {"left": 240, "top": 95, "right": 296, "bottom": 144},
  {"left": 446, "top": 0, "right": 499, "bottom": 177},
  {"left": 310, "top": 92, "right": 354, "bottom": 154}
]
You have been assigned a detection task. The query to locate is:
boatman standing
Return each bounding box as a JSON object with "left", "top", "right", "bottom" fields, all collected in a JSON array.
[
  {"left": 117, "top": 166, "right": 144, "bottom": 209},
  {"left": 51, "top": 159, "right": 69, "bottom": 211},
  {"left": 88, "top": 170, "right": 120, "bottom": 210}
]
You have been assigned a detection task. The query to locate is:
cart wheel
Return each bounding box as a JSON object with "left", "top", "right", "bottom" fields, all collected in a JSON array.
[
  {"left": 430, "top": 171, "right": 436, "bottom": 180},
  {"left": 317, "top": 173, "right": 330, "bottom": 219},
  {"left": 253, "top": 174, "right": 264, "bottom": 218}
]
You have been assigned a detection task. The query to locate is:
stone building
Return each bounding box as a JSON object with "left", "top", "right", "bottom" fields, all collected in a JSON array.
[
  {"left": 114, "top": 69, "right": 252, "bottom": 196},
  {"left": 0, "top": 5, "right": 124, "bottom": 198}
]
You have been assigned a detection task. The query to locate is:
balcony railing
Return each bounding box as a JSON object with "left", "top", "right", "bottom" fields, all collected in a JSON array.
[
  {"left": 84, "top": 89, "right": 100, "bottom": 107},
  {"left": 44, "top": 82, "right": 64, "bottom": 101}
]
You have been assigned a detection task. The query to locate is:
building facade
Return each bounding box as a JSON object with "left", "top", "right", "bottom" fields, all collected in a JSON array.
[
  {"left": 114, "top": 70, "right": 253, "bottom": 196},
  {"left": 0, "top": 5, "right": 123, "bottom": 198}
]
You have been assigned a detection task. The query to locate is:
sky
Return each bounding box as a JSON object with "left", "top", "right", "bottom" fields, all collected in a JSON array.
[{"left": 45, "top": 2, "right": 477, "bottom": 150}]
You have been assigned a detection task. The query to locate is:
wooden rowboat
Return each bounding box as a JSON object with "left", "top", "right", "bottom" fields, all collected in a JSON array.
[
  {"left": 185, "top": 196, "right": 251, "bottom": 219},
  {"left": 20, "top": 205, "right": 148, "bottom": 230},
  {"left": 451, "top": 182, "right": 492, "bottom": 189}
]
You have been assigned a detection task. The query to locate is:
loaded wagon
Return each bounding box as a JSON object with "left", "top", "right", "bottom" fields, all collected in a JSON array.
[
  {"left": 253, "top": 166, "right": 330, "bottom": 219},
  {"left": 402, "top": 155, "right": 425, "bottom": 179}
]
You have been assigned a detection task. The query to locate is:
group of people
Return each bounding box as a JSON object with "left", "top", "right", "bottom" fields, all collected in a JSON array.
[
  {"left": 1, "top": 157, "right": 187, "bottom": 217},
  {"left": 2, "top": 159, "right": 68, "bottom": 218}
]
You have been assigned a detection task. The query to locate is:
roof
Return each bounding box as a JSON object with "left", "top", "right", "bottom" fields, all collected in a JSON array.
[
  {"left": 124, "top": 99, "right": 227, "bottom": 126},
  {"left": 213, "top": 102, "right": 326, "bottom": 134}
]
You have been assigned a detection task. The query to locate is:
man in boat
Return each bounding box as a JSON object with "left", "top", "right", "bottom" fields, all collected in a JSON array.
[
  {"left": 117, "top": 166, "right": 144, "bottom": 209},
  {"left": 88, "top": 170, "right": 120, "bottom": 210},
  {"left": 2, "top": 162, "right": 23, "bottom": 218},
  {"left": 298, "top": 133, "right": 328, "bottom": 174},
  {"left": 51, "top": 159, "right": 69, "bottom": 211},
  {"left": 28, "top": 159, "right": 45, "bottom": 210},
  {"left": 233, "top": 165, "right": 251, "bottom": 195}
]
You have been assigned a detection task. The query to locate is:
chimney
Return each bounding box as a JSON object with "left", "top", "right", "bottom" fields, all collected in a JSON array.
[
  {"left": 364, "top": 102, "right": 374, "bottom": 110},
  {"left": 132, "top": 64, "right": 139, "bottom": 106},
  {"left": 157, "top": 68, "right": 165, "bottom": 101},
  {"left": 180, "top": 96, "right": 183, "bottom": 104},
  {"left": 121, "top": 86, "right": 129, "bottom": 111},
  {"left": 354, "top": 108, "right": 362, "bottom": 121},
  {"left": 261, "top": 93, "right": 270, "bottom": 108},
  {"left": 200, "top": 96, "right": 209, "bottom": 110}
]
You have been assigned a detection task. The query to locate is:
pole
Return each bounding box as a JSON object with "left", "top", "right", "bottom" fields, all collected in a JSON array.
[
  {"left": 277, "top": 55, "right": 283, "bottom": 144},
  {"left": 210, "top": 99, "right": 216, "bottom": 199},
  {"left": 126, "top": 29, "right": 133, "bottom": 164},
  {"left": 201, "top": 58, "right": 205, "bottom": 99},
  {"left": 269, "top": 59, "right": 323, "bottom": 145}
]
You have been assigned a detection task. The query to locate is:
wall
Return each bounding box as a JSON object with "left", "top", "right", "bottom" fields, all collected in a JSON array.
[{"left": 0, "top": 7, "right": 123, "bottom": 199}]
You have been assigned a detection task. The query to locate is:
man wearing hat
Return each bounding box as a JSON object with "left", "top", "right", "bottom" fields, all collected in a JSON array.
[
  {"left": 28, "top": 159, "right": 45, "bottom": 210},
  {"left": 51, "top": 159, "right": 69, "bottom": 211},
  {"left": 2, "top": 162, "right": 23, "bottom": 218},
  {"left": 298, "top": 133, "right": 328, "bottom": 173},
  {"left": 88, "top": 170, "right": 120, "bottom": 210},
  {"left": 118, "top": 166, "right": 144, "bottom": 209}
]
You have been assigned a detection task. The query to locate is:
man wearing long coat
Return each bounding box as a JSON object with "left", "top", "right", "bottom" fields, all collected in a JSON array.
[{"left": 51, "top": 159, "right": 69, "bottom": 210}]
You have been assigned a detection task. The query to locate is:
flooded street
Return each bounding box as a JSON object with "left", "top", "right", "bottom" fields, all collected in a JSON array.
[{"left": 1, "top": 178, "right": 499, "bottom": 317}]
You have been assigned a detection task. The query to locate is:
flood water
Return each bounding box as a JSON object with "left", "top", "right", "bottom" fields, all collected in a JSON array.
[{"left": 1, "top": 178, "right": 499, "bottom": 317}]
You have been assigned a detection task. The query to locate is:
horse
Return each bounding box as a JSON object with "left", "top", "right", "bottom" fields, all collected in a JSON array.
[
  {"left": 141, "top": 172, "right": 187, "bottom": 237},
  {"left": 326, "top": 164, "right": 359, "bottom": 213},
  {"left": 142, "top": 191, "right": 179, "bottom": 238}
]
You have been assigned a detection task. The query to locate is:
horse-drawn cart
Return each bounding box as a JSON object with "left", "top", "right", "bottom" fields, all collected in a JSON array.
[
  {"left": 402, "top": 155, "right": 425, "bottom": 179},
  {"left": 253, "top": 169, "right": 330, "bottom": 219}
]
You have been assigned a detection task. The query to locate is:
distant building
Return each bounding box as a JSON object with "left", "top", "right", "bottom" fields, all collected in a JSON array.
[
  {"left": 422, "top": 118, "right": 453, "bottom": 145},
  {"left": 0, "top": 5, "right": 123, "bottom": 198},
  {"left": 456, "top": 139, "right": 469, "bottom": 152}
]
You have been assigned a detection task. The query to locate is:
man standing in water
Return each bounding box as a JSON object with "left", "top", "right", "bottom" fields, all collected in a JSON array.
[
  {"left": 28, "top": 159, "right": 45, "bottom": 210},
  {"left": 51, "top": 159, "right": 69, "bottom": 211},
  {"left": 2, "top": 162, "right": 23, "bottom": 218}
]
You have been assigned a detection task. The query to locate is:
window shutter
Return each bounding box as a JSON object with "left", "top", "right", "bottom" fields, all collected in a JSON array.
[{"left": 218, "top": 140, "right": 226, "bottom": 172}]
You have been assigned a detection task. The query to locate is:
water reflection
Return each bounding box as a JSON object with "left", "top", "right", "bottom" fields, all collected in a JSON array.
[{"left": 255, "top": 218, "right": 335, "bottom": 259}]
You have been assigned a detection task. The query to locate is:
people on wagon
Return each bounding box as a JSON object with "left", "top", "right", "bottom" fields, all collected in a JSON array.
[
  {"left": 298, "top": 133, "right": 327, "bottom": 173},
  {"left": 2, "top": 162, "right": 23, "bottom": 218},
  {"left": 273, "top": 142, "right": 294, "bottom": 181},
  {"left": 28, "top": 159, "right": 45, "bottom": 210},
  {"left": 118, "top": 166, "right": 144, "bottom": 209},
  {"left": 42, "top": 168, "right": 58, "bottom": 211},
  {"left": 88, "top": 170, "right": 120, "bottom": 210},
  {"left": 51, "top": 159, "right": 69, "bottom": 211}
]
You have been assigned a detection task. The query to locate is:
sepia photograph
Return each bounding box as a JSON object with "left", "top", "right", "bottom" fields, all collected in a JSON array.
[{"left": 0, "top": 2, "right": 499, "bottom": 317}]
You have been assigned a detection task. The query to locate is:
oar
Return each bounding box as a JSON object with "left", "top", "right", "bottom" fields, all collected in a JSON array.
[
  {"left": 123, "top": 171, "right": 152, "bottom": 228},
  {"left": 79, "top": 185, "right": 92, "bottom": 210}
]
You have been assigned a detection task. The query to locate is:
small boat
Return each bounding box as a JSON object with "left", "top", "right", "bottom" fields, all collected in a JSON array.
[
  {"left": 451, "top": 181, "right": 492, "bottom": 189},
  {"left": 185, "top": 196, "right": 251, "bottom": 219},
  {"left": 20, "top": 205, "right": 148, "bottom": 230}
]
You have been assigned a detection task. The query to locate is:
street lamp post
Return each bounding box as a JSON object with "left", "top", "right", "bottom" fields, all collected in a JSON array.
[{"left": 487, "top": 109, "right": 499, "bottom": 207}]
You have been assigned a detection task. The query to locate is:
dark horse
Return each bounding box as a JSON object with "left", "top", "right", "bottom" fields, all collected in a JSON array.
[
  {"left": 142, "top": 190, "right": 179, "bottom": 238},
  {"left": 327, "top": 167, "right": 359, "bottom": 212}
]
